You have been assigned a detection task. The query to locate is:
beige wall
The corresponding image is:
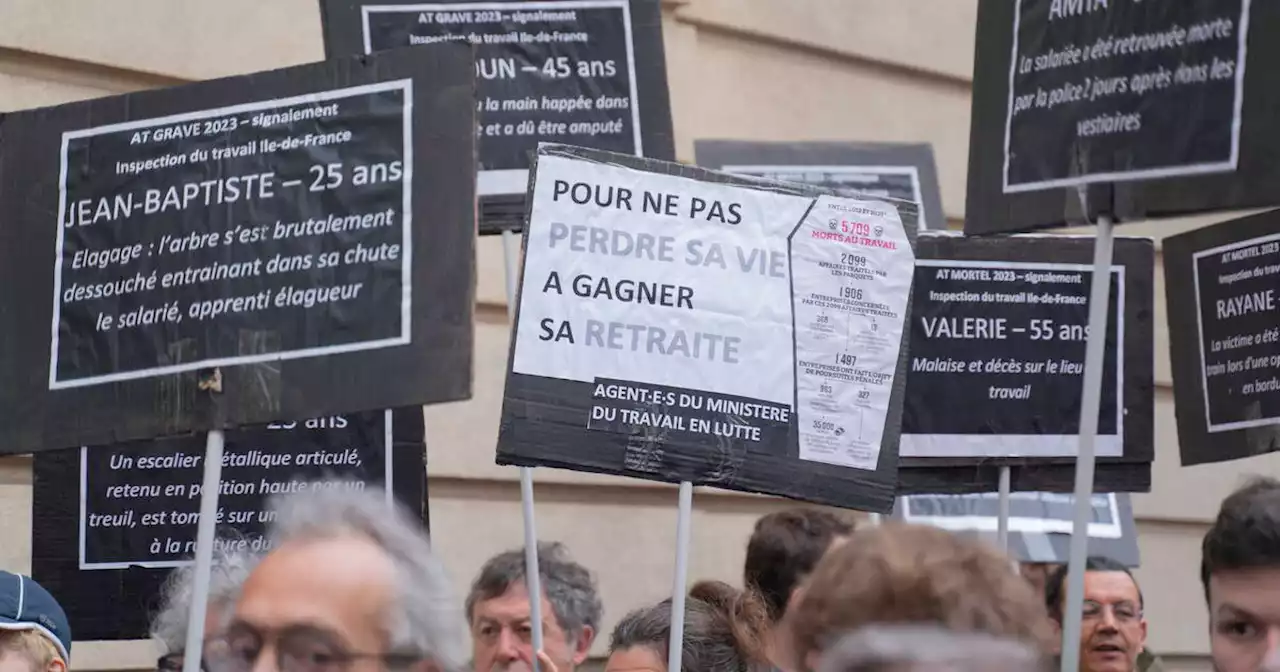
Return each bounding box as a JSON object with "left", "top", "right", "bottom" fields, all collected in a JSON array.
[{"left": 0, "top": 2, "right": 1270, "bottom": 671}]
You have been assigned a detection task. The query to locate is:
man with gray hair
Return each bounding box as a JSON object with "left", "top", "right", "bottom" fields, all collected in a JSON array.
[
  {"left": 206, "top": 483, "right": 466, "bottom": 672},
  {"left": 467, "top": 542, "right": 601, "bottom": 672},
  {"left": 817, "top": 626, "right": 1050, "bottom": 672},
  {"left": 150, "top": 532, "right": 258, "bottom": 671}
]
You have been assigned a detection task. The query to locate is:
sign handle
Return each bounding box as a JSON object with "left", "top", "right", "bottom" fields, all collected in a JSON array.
[
  {"left": 997, "top": 465, "right": 1011, "bottom": 551},
  {"left": 180, "top": 429, "right": 226, "bottom": 672},
  {"left": 1058, "top": 215, "right": 1115, "bottom": 672},
  {"left": 519, "top": 468, "right": 545, "bottom": 667},
  {"left": 500, "top": 229, "right": 545, "bottom": 669},
  {"left": 668, "top": 481, "right": 694, "bottom": 672}
]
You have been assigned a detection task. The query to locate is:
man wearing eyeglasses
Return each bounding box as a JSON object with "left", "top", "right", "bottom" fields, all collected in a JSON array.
[
  {"left": 152, "top": 535, "right": 258, "bottom": 672},
  {"left": 1045, "top": 556, "right": 1147, "bottom": 672},
  {"left": 206, "top": 483, "right": 468, "bottom": 672}
]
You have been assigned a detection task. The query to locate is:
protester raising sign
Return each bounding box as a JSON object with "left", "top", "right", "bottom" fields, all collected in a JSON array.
[
  {"left": 1164, "top": 209, "right": 1280, "bottom": 466},
  {"left": 31, "top": 408, "right": 427, "bottom": 640},
  {"left": 0, "top": 46, "right": 477, "bottom": 453},
  {"left": 319, "top": 0, "right": 675, "bottom": 233},
  {"left": 497, "top": 145, "right": 917, "bottom": 512}
]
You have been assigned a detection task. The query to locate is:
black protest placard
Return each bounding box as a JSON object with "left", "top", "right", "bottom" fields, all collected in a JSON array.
[
  {"left": 964, "top": 0, "right": 1280, "bottom": 234},
  {"left": 30, "top": 407, "right": 427, "bottom": 640},
  {"left": 1164, "top": 209, "right": 1280, "bottom": 465},
  {"left": 319, "top": 0, "right": 675, "bottom": 234},
  {"left": 496, "top": 144, "right": 918, "bottom": 513},
  {"left": 895, "top": 492, "right": 1141, "bottom": 567},
  {"left": 0, "top": 46, "right": 477, "bottom": 454},
  {"left": 694, "top": 140, "right": 947, "bottom": 231},
  {"left": 897, "top": 234, "right": 1154, "bottom": 494}
]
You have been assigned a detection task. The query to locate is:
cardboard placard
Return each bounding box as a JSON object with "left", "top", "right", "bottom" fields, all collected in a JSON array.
[
  {"left": 319, "top": 0, "right": 676, "bottom": 234},
  {"left": 694, "top": 140, "right": 947, "bottom": 231},
  {"left": 896, "top": 492, "right": 1141, "bottom": 567},
  {"left": 30, "top": 407, "right": 427, "bottom": 640},
  {"left": 965, "top": 0, "right": 1280, "bottom": 234},
  {"left": 897, "top": 234, "right": 1154, "bottom": 494},
  {"left": 1164, "top": 209, "right": 1280, "bottom": 465},
  {"left": 496, "top": 144, "right": 917, "bottom": 513},
  {"left": 0, "top": 46, "right": 477, "bottom": 454}
]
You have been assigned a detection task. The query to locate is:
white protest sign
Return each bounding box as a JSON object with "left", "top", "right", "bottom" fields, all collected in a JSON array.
[{"left": 498, "top": 148, "right": 915, "bottom": 511}]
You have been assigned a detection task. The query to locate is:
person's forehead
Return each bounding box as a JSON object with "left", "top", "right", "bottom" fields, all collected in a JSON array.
[
  {"left": 236, "top": 536, "right": 397, "bottom": 632},
  {"left": 0, "top": 649, "right": 34, "bottom": 672},
  {"left": 473, "top": 582, "right": 561, "bottom": 626},
  {"left": 1083, "top": 570, "right": 1140, "bottom": 600},
  {"left": 1210, "top": 567, "right": 1280, "bottom": 619}
]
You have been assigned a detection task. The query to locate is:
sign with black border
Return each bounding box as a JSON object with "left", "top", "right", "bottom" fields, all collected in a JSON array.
[
  {"left": 964, "top": 0, "right": 1280, "bottom": 234},
  {"left": 1165, "top": 209, "right": 1280, "bottom": 465},
  {"left": 896, "top": 233, "right": 1154, "bottom": 495},
  {"left": 896, "top": 491, "right": 1141, "bottom": 566},
  {"left": 31, "top": 407, "right": 428, "bottom": 640},
  {"left": 695, "top": 140, "right": 947, "bottom": 232},
  {"left": 496, "top": 144, "right": 919, "bottom": 513},
  {"left": 0, "top": 46, "right": 477, "bottom": 454},
  {"left": 319, "top": 0, "right": 676, "bottom": 234}
]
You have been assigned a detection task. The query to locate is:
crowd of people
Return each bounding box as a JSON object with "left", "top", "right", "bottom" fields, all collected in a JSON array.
[{"left": 4, "top": 477, "right": 1280, "bottom": 672}]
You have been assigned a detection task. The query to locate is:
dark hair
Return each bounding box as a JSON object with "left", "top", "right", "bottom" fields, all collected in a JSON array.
[
  {"left": 466, "top": 542, "right": 602, "bottom": 644},
  {"left": 744, "top": 509, "right": 854, "bottom": 620},
  {"left": 1044, "top": 556, "right": 1142, "bottom": 622},
  {"left": 1202, "top": 477, "right": 1280, "bottom": 602},
  {"left": 610, "top": 580, "right": 770, "bottom": 672},
  {"left": 790, "top": 523, "right": 1056, "bottom": 662}
]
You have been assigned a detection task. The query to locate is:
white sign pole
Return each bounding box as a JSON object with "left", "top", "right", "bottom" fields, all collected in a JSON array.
[
  {"left": 1058, "top": 215, "right": 1115, "bottom": 672},
  {"left": 501, "top": 229, "right": 545, "bottom": 667},
  {"left": 668, "top": 481, "right": 694, "bottom": 672},
  {"left": 180, "top": 429, "right": 226, "bottom": 672},
  {"left": 997, "top": 465, "right": 1011, "bottom": 552}
]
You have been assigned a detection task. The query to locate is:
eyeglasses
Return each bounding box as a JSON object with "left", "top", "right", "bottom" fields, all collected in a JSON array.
[
  {"left": 1082, "top": 600, "right": 1142, "bottom": 624},
  {"left": 203, "top": 625, "right": 423, "bottom": 672}
]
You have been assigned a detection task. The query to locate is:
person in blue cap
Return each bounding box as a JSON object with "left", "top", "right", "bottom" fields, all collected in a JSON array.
[{"left": 0, "top": 571, "right": 71, "bottom": 672}]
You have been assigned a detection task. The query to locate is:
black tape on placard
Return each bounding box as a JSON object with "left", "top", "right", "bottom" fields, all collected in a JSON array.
[
  {"left": 496, "top": 144, "right": 919, "bottom": 513},
  {"left": 0, "top": 46, "right": 477, "bottom": 454},
  {"left": 896, "top": 233, "right": 1154, "bottom": 494},
  {"left": 895, "top": 492, "right": 1141, "bottom": 567},
  {"left": 319, "top": 0, "right": 676, "bottom": 235},
  {"left": 695, "top": 140, "right": 948, "bottom": 232},
  {"left": 1164, "top": 209, "right": 1280, "bottom": 466},
  {"left": 30, "top": 408, "right": 426, "bottom": 641},
  {"left": 965, "top": 0, "right": 1280, "bottom": 235}
]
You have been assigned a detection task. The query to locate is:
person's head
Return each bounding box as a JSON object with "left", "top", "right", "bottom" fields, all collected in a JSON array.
[
  {"left": 0, "top": 632, "right": 64, "bottom": 672},
  {"left": 744, "top": 509, "right": 854, "bottom": 624},
  {"left": 151, "top": 534, "right": 260, "bottom": 671},
  {"left": 466, "top": 542, "right": 601, "bottom": 672},
  {"left": 216, "top": 483, "right": 466, "bottom": 672},
  {"left": 789, "top": 523, "right": 1055, "bottom": 671},
  {"left": 1201, "top": 477, "right": 1280, "bottom": 672},
  {"left": 1021, "top": 563, "right": 1060, "bottom": 599},
  {"left": 607, "top": 581, "right": 770, "bottom": 672},
  {"left": 1044, "top": 557, "right": 1145, "bottom": 672},
  {"left": 0, "top": 572, "right": 70, "bottom": 672},
  {"left": 816, "top": 625, "right": 1050, "bottom": 672}
]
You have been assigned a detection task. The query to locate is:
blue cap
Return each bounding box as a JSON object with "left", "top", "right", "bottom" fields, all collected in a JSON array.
[{"left": 0, "top": 571, "right": 71, "bottom": 663}]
